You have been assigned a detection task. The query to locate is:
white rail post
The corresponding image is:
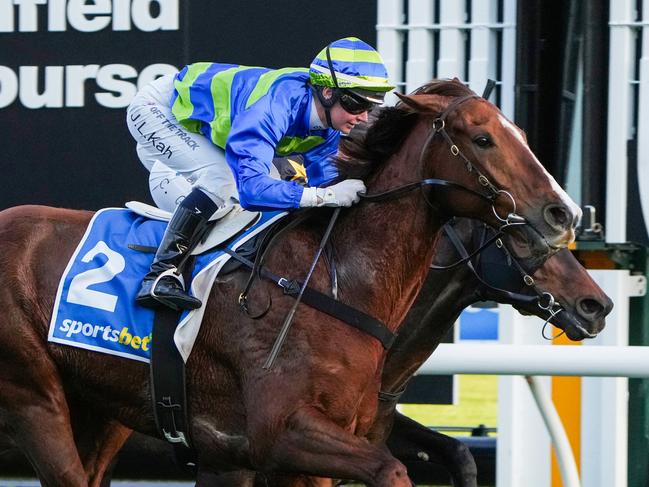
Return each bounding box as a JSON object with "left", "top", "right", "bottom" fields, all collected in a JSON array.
[
  {"left": 405, "top": 0, "right": 434, "bottom": 94},
  {"left": 497, "top": 305, "right": 552, "bottom": 487},
  {"left": 525, "top": 375, "right": 581, "bottom": 487},
  {"left": 377, "top": 0, "right": 405, "bottom": 105},
  {"left": 638, "top": 0, "right": 649, "bottom": 234},
  {"left": 580, "top": 270, "right": 640, "bottom": 487},
  {"left": 437, "top": 0, "right": 467, "bottom": 80},
  {"left": 468, "top": 0, "right": 498, "bottom": 96},
  {"left": 606, "top": 0, "right": 636, "bottom": 242},
  {"left": 500, "top": 0, "right": 517, "bottom": 118}
]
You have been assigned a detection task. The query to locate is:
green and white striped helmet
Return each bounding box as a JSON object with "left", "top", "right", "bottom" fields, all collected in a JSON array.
[{"left": 310, "top": 37, "right": 394, "bottom": 102}]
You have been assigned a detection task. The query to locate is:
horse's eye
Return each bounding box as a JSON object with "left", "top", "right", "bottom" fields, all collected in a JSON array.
[{"left": 473, "top": 135, "right": 493, "bottom": 148}]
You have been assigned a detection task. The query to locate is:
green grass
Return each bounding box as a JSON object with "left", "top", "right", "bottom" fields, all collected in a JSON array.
[{"left": 399, "top": 374, "right": 498, "bottom": 434}]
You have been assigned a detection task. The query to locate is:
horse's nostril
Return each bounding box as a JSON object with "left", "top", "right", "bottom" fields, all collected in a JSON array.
[
  {"left": 578, "top": 298, "right": 605, "bottom": 318},
  {"left": 547, "top": 205, "right": 569, "bottom": 226},
  {"left": 543, "top": 204, "right": 577, "bottom": 231}
]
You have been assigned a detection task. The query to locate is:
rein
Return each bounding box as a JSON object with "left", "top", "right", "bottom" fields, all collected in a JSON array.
[{"left": 263, "top": 208, "right": 342, "bottom": 370}]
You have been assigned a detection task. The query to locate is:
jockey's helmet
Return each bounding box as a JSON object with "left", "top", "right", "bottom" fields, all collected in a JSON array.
[{"left": 309, "top": 37, "right": 394, "bottom": 111}]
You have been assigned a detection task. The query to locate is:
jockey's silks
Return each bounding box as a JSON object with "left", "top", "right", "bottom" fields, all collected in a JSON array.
[{"left": 171, "top": 64, "right": 340, "bottom": 210}]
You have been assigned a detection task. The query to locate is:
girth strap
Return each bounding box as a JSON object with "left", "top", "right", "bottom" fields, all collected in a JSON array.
[
  {"left": 150, "top": 306, "right": 197, "bottom": 470},
  {"left": 224, "top": 248, "right": 396, "bottom": 350}
]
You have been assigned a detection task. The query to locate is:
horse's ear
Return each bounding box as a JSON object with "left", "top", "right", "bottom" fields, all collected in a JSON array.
[
  {"left": 395, "top": 93, "right": 433, "bottom": 112},
  {"left": 395, "top": 93, "right": 447, "bottom": 114}
]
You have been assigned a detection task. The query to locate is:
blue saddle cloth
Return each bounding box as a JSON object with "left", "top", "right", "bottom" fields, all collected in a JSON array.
[{"left": 48, "top": 208, "right": 284, "bottom": 362}]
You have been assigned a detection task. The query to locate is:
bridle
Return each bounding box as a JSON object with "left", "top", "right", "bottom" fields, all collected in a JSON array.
[
  {"left": 361, "top": 94, "right": 526, "bottom": 227},
  {"left": 422, "top": 95, "right": 565, "bottom": 337},
  {"left": 377, "top": 220, "right": 565, "bottom": 404},
  {"left": 363, "top": 93, "right": 567, "bottom": 339},
  {"left": 438, "top": 221, "right": 565, "bottom": 340},
  {"left": 360, "top": 93, "right": 538, "bottom": 268}
]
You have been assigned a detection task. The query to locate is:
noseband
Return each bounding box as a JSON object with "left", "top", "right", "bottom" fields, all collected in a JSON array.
[{"left": 437, "top": 221, "right": 565, "bottom": 340}]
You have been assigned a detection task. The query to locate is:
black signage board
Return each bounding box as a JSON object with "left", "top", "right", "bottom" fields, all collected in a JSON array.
[{"left": 1, "top": 1, "right": 376, "bottom": 210}]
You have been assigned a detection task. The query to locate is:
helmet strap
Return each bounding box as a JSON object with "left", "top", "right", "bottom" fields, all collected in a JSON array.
[
  {"left": 310, "top": 84, "right": 338, "bottom": 128},
  {"left": 310, "top": 44, "right": 343, "bottom": 128}
]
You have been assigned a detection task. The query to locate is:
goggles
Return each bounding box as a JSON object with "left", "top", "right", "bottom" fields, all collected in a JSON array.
[{"left": 338, "top": 90, "right": 375, "bottom": 114}]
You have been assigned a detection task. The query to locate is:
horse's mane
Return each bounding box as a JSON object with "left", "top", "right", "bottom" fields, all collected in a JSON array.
[{"left": 336, "top": 79, "right": 475, "bottom": 180}]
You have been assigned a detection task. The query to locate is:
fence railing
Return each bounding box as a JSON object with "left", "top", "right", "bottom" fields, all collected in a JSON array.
[{"left": 377, "top": 0, "right": 517, "bottom": 117}]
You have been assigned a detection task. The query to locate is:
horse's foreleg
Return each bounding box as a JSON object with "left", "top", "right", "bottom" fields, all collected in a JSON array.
[
  {"left": 248, "top": 407, "right": 412, "bottom": 487},
  {"left": 75, "top": 420, "right": 132, "bottom": 487},
  {"left": 0, "top": 311, "right": 87, "bottom": 486},
  {"left": 387, "top": 413, "right": 477, "bottom": 487},
  {"left": 0, "top": 379, "right": 88, "bottom": 487}
]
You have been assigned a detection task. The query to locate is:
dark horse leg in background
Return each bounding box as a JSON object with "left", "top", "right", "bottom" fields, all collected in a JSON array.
[
  {"left": 71, "top": 414, "right": 132, "bottom": 487},
  {"left": 387, "top": 413, "right": 478, "bottom": 486}
]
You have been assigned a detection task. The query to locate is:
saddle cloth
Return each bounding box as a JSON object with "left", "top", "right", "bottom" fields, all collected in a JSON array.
[{"left": 48, "top": 206, "right": 286, "bottom": 363}]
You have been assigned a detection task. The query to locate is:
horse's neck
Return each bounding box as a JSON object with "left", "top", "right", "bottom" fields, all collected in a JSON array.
[
  {"left": 380, "top": 267, "right": 479, "bottom": 392},
  {"left": 332, "top": 148, "right": 441, "bottom": 332},
  {"left": 380, "top": 220, "right": 485, "bottom": 392}
]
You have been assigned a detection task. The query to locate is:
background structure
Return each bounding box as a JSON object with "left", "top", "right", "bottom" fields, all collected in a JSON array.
[{"left": 0, "top": 1, "right": 376, "bottom": 210}]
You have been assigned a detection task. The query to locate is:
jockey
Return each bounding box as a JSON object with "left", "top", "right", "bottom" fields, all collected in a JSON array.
[{"left": 126, "top": 37, "right": 394, "bottom": 311}]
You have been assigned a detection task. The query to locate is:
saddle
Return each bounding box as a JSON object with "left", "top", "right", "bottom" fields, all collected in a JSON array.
[{"left": 125, "top": 200, "right": 261, "bottom": 255}]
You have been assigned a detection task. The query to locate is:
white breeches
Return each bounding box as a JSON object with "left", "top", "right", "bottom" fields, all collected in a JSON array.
[{"left": 125, "top": 74, "right": 238, "bottom": 213}]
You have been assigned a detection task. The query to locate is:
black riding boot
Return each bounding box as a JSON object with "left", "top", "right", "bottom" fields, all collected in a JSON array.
[{"left": 136, "top": 190, "right": 216, "bottom": 310}]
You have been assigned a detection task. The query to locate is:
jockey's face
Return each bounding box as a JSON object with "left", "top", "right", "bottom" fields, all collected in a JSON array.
[
  {"left": 330, "top": 99, "right": 370, "bottom": 134},
  {"left": 318, "top": 87, "right": 371, "bottom": 134}
]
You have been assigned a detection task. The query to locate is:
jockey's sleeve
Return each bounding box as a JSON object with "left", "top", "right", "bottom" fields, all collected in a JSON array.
[
  {"left": 225, "top": 90, "right": 306, "bottom": 210},
  {"left": 303, "top": 132, "right": 340, "bottom": 187}
]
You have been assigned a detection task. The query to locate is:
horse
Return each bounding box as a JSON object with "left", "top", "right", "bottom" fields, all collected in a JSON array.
[
  {"left": 0, "top": 79, "right": 583, "bottom": 486},
  {"left": 0, "top": 218, "right": 612, "bottom": 487},
  {"left": 84, "top": 218, "right": 611, "bottom": 487}
]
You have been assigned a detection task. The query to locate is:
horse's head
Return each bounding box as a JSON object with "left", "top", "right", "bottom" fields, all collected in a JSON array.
[
  {"left": 394, "top": 80, "right": 582, "bottom": 250},
  {"left": 519, "top": 248, "right": 613, "bottom": 340},
  {"left": 462, "top": 219, "right": 613, "bottom": 340}
]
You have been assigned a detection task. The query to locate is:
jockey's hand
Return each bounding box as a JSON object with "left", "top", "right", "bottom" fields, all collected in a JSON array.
[{"left": 299, "top": 179, "right": 367, "bottom": 208}]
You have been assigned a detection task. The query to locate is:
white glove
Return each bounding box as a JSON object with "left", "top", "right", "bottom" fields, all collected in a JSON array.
[{"left": 299, "top": 179, "right": 366, "bottom": 208}]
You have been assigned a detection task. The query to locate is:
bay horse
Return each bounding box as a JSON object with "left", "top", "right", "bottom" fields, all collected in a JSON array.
[
  {"left": 0, "top": 79, "right": 582, "bottom": 486},
  {"left": 171, "top": 218, "right": 613, "bottom": 487},
  {"left": 0, "top": 218, "right": 612, "bottom": 487},
  {"left": 69, "top": 218, "right": 611, "bottom": 487}
]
